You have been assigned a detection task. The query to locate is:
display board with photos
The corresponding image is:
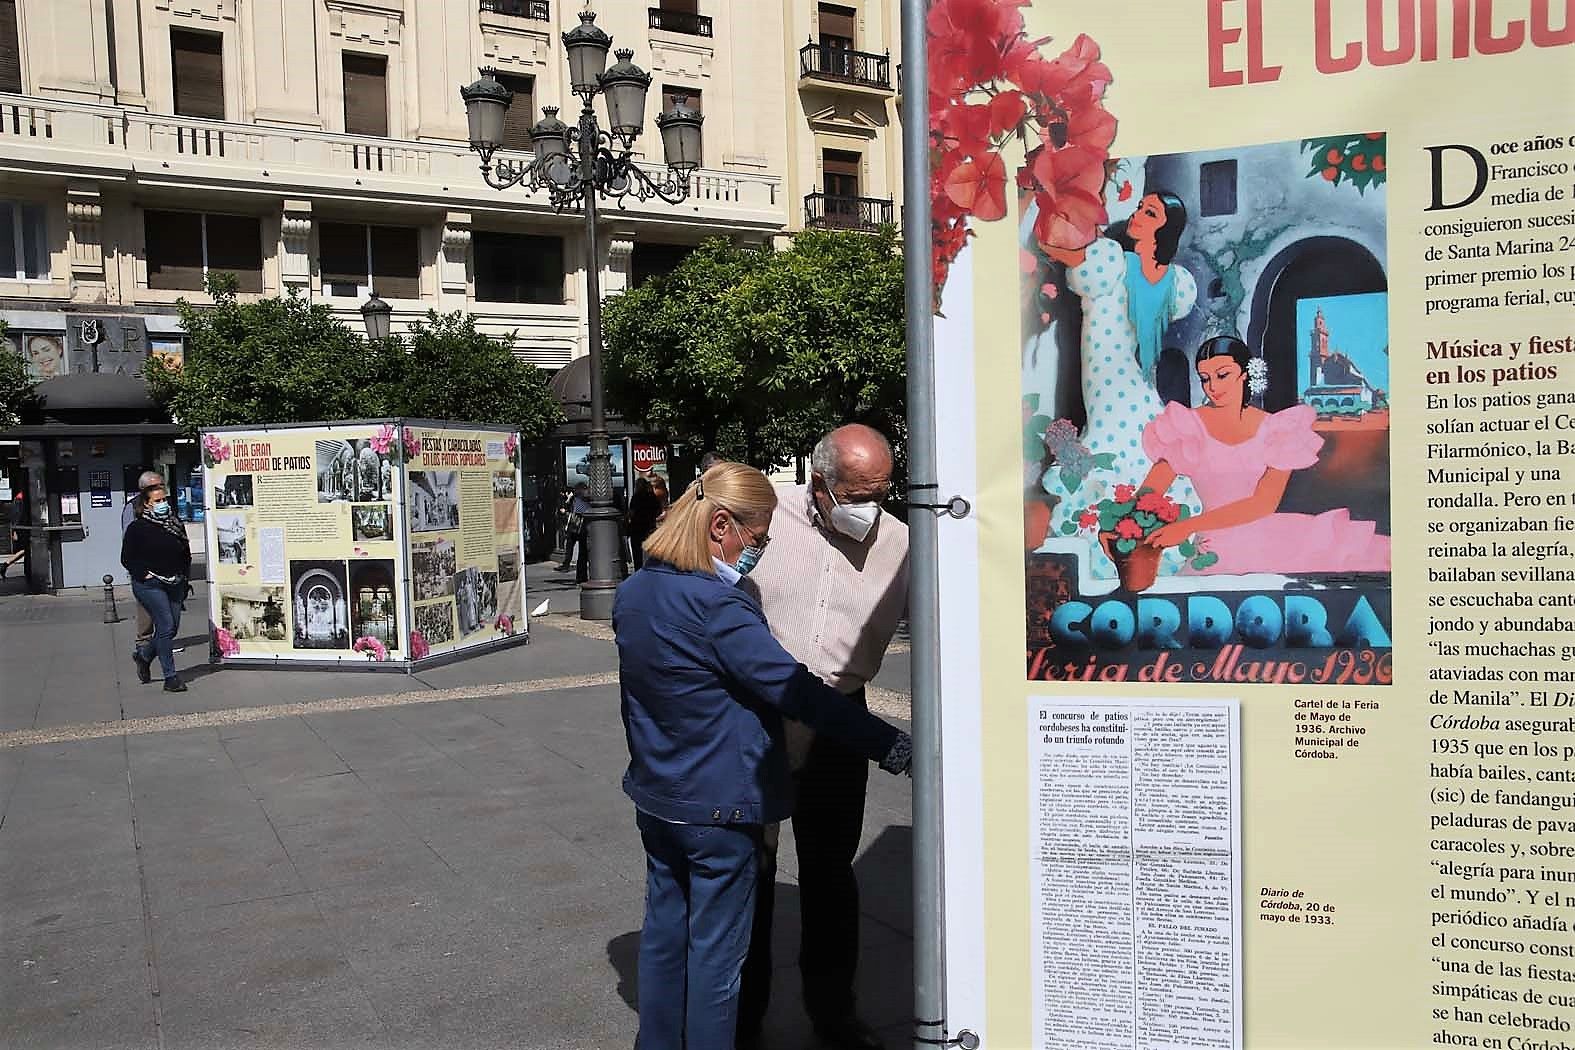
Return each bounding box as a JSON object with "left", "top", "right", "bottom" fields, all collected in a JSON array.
[
  {"left": 923, "top": 3, "right": 1573, "bottom": 1048},
  {"left": 201, "top": 420, "right": 527, "bottom": 668}
]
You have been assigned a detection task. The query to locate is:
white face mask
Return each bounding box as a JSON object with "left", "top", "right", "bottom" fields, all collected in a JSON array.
[{"left": 825, "top": 487, "right": 881, "bottom": 543}]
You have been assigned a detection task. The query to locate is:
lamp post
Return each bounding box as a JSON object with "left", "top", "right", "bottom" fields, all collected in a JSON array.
[{"left": 461, "top": 9, "right": 703, "bottom": 621}]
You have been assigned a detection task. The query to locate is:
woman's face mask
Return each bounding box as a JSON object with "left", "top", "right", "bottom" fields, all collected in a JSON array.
[
  {"left": 730, "top": 520, "right": 766, "bottom": 576},
  {"left": 150, "top": 500, "right": 171, "bottom": 517}
]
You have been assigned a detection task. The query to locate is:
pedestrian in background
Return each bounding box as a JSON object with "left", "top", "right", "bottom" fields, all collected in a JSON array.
[
  {"left": 120, "top": 476, "right": 192, "bottom": 693},
  {"left": 557, "top": 482, "right": 591, "bottom": 581},
  {"left": 121, "top": 471, "right": 164, "bottom": 661},
  {"left": 737, "top": 424, "right": 909, "bottom": 1050},
  {"left": 613, "top": 461, "right": 912, "bottom": 1050},
  {"left": 1, "top": 490, "right": 24, "bottom": 579},
  {"left": 625, "top": 473, "right": 668, "bottom": 570}
]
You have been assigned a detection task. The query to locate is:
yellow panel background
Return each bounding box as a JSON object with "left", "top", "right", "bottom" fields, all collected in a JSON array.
[{"left": 949, "top": 3, "right": 1575, "bottom": 1047}]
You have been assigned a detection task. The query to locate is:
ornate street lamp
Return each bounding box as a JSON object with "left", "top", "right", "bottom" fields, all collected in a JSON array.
[
  {"left": 460, "top": 8, "right": 704, "bottom": 621},
  {"left": 360, "top": 292, "right": 392, "bottom": 343}
]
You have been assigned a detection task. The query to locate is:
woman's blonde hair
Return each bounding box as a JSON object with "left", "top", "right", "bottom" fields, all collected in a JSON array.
[{"left": 642, "top": 462, "right": 776, "bottom": 572}]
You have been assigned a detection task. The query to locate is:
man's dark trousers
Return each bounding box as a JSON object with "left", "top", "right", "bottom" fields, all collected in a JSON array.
[{"left": 738, "top": 688, "right": 870, "bottom": 1035}]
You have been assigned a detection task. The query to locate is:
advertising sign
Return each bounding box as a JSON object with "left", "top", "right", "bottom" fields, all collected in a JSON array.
[
  {"left": 202, "top": 420, "right": 526, "bottom": 668},
  {"left": 926, "top": 3, "right": 1574, "bottom": 1047}
]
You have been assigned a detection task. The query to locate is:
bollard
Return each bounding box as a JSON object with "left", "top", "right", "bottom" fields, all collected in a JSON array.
[{"left": 102, "top": 574, "right": 121, "bottom": 624}]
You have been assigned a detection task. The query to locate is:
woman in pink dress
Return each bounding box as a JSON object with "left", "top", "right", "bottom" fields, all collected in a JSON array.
[{"left": 1137, "top": 336, "right": 1389, "bottom": 575}]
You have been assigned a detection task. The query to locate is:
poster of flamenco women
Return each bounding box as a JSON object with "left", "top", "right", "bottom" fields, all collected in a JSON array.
[{"left": 1019, "top": 133, "right": 1393, "bottom": 685}]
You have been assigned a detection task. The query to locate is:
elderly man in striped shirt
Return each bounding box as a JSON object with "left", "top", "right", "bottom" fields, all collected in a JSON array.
[{"left": 737, "top": 424, "right": 909, "bottom": 1050}]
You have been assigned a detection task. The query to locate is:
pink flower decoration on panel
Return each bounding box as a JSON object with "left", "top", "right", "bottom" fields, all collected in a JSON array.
[
  {"left": 353, "top": 636, "right": 389, "bottom": 662},
  {"left": 215, "top": 627, "right": 240, "bottom": 657}
]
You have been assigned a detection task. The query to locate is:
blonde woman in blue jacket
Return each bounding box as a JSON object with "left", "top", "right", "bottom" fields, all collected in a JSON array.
[{"left": 614, "top": 462, "right": 911, "bottom": 1050}]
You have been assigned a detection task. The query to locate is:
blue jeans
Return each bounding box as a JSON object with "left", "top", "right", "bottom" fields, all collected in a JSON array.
[
  {"left": 131, "top": 578, "right": 183, "bottom": 680},
  {"left": 635, "top": 810, "right": 762, "bottom": 1050}
]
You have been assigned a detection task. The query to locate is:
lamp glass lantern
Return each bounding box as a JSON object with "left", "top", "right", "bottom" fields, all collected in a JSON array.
[
  {"left": 459, "top": 71, "right": 513, "bottom": 158},
  {"left": 656, "top": 97, "right": 704, "bottom": 173},
  {"left": 529, "top": 106, "right": 570, "bottom": 162},
  {"left": 562, "top": 10, "right": 612, "bottom": 96},
  {"left": 361, "top": 293, "right": 392, "bottom": 343},
  {"left": 598, "top": 49, "right": 651, "bottom": 143}
]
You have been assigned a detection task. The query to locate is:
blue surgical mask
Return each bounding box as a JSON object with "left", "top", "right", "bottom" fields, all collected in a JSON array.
[
  {"left": 150, "top": 500, "right": 171, "bottom": 517},
  {"left": 730, "top": 521, "right": 765, "bottom": 577}
]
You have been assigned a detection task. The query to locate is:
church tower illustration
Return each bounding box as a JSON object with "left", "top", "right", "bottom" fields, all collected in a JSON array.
[{"left": 1309, "top": 307, "right": 1331, "bottom": 385}]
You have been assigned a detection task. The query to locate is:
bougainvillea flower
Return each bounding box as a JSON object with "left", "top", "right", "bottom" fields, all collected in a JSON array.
[{"left": 944, "top": 152, "right": 1009, "bottom": 221}]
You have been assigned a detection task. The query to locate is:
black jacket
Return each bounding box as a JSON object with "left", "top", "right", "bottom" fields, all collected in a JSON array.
[{"left": 121, "top": 516, "right": 192, "bottom": 582}]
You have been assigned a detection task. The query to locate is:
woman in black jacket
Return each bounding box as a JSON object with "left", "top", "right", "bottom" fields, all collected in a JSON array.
[{"left": 120, "top": 478, "right": 192, "bottom": 692}]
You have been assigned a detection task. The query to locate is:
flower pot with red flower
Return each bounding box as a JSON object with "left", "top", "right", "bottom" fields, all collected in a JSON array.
[{"left": 1074, "top": 484, "right": 1217, "bottom": 590}]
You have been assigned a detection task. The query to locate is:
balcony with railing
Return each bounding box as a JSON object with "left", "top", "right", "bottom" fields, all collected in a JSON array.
[
  {"left": 648, "top": 7, "right": 713, "bottom": 37},
  {"left": 804, "top": 192, "right": 893, "bottom": 233},
  {"left": 799, "top": 43, "right": 892, "bottom": 92},
  {"left": 479, "top": 0, "right": 550, "bottom": 19},
  {"left": 0, "top": 92, "right": 784, "bottom": 230}
]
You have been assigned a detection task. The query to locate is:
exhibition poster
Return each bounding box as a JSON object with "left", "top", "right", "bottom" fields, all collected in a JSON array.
[
  {"left": 925, "top": 3, "right": 1574, "bottom": 1047},
  {"left": 202, "top": 421, "right": 525, "bottom": 667},
  {"left": 403, "top": 423, "right": 527, "bottom": 660}
]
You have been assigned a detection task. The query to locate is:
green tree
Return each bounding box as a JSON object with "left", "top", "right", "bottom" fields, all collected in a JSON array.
[
  {"left": 388, "top": 311, "right": 561, "bottom": 441},
  {"left": 146, "top": 277, "right": 561, "bottom": 442},
  {"left": 145, "top": 276, "right": 402, "bottom": 431},
  {"left": 0, "top": 322, "right": 42, "bottom": 430},
  {"left": 602, "top": 229, "right": 905, "bottom": 468}
]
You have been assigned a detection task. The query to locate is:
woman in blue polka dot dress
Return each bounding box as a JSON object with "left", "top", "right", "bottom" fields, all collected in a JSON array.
[{"left": 1041, "top": 191, "right": 1203, "bottom": 579}]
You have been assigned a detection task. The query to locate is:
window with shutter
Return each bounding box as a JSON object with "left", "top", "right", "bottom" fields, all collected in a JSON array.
[
  {"left": 823, "top": 149, "right": 861, "bottom": 199},
  {"left": 342, "top": 52, "right": 389, "bottom": 137},
  {"left": 170, "top": 29, "right": 225, "bottom": 120},
  {"left": 369, "top": 225, "right": 420, "bottom": 299},
  {"left": 818, "top": 4, "right": 857, "bottom": 49},
  {"left": 661, "top": 86, "right": 701, "bottom": 115},
  {"left": 495, "top": 73, "right": 535, "bottom": 153},
  {"left": 319, "top": 222, "right": 369, "bottom": 297},
  {"left": 145, "top": 211, "right": 262, "bottom": 292},
  {"left": 0, "top": 0, "right": 22, "bottom": 94},
  {"left": 474, "top": 231, "right": 564, "bottom": 304},
  {"left": 145, "top": 211, "right": 206, "bottom": 291},
  {"left": 631, "top": 243, "right": 694, "bottom": 289},
  {"left": 204, "top": 214, "right": 264, "bottom": 292}
]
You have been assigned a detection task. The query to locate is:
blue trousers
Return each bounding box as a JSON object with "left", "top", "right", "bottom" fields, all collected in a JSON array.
[
  {"left": 635, "top": 810, "right": 762, "bottom": 1050},
  {"left": 131, "top": 578, "right": 183, "bottom": 680}
]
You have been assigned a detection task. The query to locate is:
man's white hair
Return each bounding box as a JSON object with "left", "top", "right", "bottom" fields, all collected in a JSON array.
[
  {"left": 137, "top": 470, "right": 165, "bottom": 491},
  {"left": 811, "top": 427, "right": 891, "bottom": 488}
]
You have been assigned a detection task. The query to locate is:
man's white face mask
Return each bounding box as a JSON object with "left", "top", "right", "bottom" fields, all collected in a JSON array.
[{"left": 826, "top": 487, "right": 881, "bottom": 543}]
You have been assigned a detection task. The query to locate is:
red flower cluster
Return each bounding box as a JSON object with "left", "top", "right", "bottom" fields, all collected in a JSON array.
[
  {"left": 928, "top": 0, "right": 1116, "bottom": 307},
  {"left": 1113, "top": 517, "right": 1144, "bottom": 540},
  {"left": 1135, "top": 490, "right": 1180, "bottom": 522}
]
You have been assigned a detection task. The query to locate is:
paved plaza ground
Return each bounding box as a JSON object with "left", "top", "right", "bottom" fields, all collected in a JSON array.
[{"left": 0, "top": 561, "right": 915, "bottom": 1049}]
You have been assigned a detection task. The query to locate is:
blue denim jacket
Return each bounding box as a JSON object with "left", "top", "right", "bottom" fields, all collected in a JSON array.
[{"left": 613, "top": 560, "right": 900, "bottom": 826}]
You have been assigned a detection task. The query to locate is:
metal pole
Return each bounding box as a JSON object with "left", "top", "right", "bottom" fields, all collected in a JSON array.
[
  {"left": 900, "top": 2, "right": 947, "bottom": 1048},
  {"left": 578, "top": 98, "right": 620, "bottom": 621}
]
